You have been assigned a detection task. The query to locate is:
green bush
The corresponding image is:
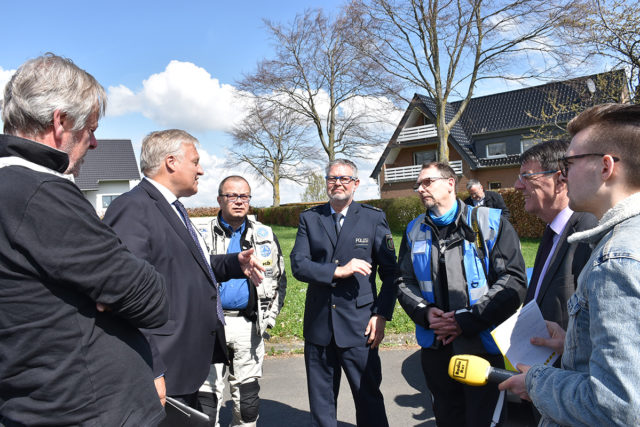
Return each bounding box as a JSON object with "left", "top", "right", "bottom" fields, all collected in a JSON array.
[{"left": 196, "top": 189, "right": 545, "bottom": 239}]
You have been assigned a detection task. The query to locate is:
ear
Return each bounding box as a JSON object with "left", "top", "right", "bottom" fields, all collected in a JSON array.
[
  {"left": 601, "top": 155, "right": 616, "bottom": 181},
  {"left": 353, "top": 178, "right": 360, "bottom": 190},
  {"left": 52, "top": 110, "right": 69, "bottom": 145},
  {"left": 553, "top": 171, "right": 566, "bottom": 193},
  {"left": 166, "top": 153, "right": 183, "bottom": 173}
]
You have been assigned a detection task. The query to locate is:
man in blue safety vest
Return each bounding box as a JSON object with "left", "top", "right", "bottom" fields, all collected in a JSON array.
[{"left": 397, "top": 161, "right": 527, "bottom": 427}]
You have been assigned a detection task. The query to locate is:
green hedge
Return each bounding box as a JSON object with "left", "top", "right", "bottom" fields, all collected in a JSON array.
[{"left": 190, "top": 189, "right": 546, "bottom": 239}]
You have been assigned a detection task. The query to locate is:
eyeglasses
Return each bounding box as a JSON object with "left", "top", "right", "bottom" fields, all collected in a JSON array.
[
  {"left": 517, "top": 170, "right": 559, "bottom": 184},
  {"left": 326, "top": 175, "right": 358, "bottom": 185},
  {"left": 220, "top": 193, "right": 251, "bottom": 203},
  {"left": 413, "top": 176, "right": 449, "bottom": 191},
  {"left": 560, "top": 153, "right": 620, "bottom": 177}
]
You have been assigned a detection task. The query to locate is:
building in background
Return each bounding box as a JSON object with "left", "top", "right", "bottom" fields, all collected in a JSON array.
[
  {"left": 76, "top": 139, "right": 140, "bottom": 215},
  {"left": 371, "top": 71, "right": 628, "bottom": 198}
]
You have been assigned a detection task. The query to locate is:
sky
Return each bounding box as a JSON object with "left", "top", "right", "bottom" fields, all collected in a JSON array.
[{"left": 0, "top": 1, "right": 606, "bottom": 207}]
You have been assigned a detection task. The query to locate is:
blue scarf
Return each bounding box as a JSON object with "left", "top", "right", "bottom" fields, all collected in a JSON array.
[{"left": 429, "top": 202, "right": 459, "bottom": 226}]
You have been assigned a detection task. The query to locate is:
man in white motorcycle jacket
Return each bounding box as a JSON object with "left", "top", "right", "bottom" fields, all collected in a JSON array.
[{"left": 199, "top": 175, "right": 286, "bottom": 426}]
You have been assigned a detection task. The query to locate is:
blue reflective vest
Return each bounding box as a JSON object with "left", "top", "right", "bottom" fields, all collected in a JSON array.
[{"left": 406, "top": 206, "right": 502, "bottom": 353}]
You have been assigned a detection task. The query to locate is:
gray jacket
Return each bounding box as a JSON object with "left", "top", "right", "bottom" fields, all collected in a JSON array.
[{"left": 210, "top": 215, "right": 286, "bottom": 336}]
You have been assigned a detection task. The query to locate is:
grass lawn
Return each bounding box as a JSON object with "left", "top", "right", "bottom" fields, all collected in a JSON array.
[{"left": 269, "top": 225, "right": 539, "bottom": 340}]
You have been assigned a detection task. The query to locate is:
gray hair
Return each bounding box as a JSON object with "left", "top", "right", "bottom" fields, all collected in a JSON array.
[
  {"left": 520, "top": 139, "right": 569, "bottom": 171},
  {"left": 325, "top": 159, "right": 358, "bottom": 177},
  {"left": 140, "top": 129, "right": 199, "bottom": 177},
  {"left": 466, "top": 179, "right": 482, "bottom": 191},
  {"left": 2, "top": 53, "right": 106, "bottom": 137}
]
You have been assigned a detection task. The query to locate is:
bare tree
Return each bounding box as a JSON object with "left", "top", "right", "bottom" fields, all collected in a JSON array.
[
  {"left": 238, "top": 9, "right": 401, "bottom": 161},
  {"left": 348, "top": 0, "right": 576, "bottom": 162},
  {"left": 558, "top": 0, "right": 640, "bottom": 102},
  {"left": 227, "top": 98, "right": 316, "bottom": 207},
  {"left": 301, "top": 172, "right": 329, "bottom": 203}
]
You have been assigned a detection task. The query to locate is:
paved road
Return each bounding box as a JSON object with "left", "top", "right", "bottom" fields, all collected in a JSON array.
[
  {"left": 216, "top": 345, "right": 532, "bottom": 426},
  {"left": 217, "top": 346, "right": 434, "bottom": 426}
]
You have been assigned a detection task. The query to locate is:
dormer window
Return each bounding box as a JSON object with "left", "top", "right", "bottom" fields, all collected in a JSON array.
[{"left": 486, "top": 142, "right": 507, "bottom": 158}]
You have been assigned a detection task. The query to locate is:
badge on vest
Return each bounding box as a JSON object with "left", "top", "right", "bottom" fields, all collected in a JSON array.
[
  {"left": 256, "top": 227, "right": 270, "bottom": 239},
  {"left": 354, "top": 237, "right": 369, "bottom": 248},
  {"left": 412, "top": 240, "right": 427, "bottom": 254}
]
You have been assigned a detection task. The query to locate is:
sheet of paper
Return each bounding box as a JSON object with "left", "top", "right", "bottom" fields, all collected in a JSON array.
[{"left": 491, "top": 300, "right": 560, "bottom": 368}]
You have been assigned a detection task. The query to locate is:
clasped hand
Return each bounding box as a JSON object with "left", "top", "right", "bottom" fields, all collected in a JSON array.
[{"left": 428, "top": 307, "right": 461, "bottom": 345}]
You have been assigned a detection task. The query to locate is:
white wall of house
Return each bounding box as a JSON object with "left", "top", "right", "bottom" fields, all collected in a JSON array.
[{"left": 82, "top": 179, "right": 140, "bottom": 216}]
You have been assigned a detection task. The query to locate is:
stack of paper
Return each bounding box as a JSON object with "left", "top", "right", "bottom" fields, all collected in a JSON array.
[{"left": 490, "top": 300, "right": 560, "bottom": 370}]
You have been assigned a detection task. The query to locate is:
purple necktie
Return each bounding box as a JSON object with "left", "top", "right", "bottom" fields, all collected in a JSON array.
[{"left": 174, "top": 200, "right": 225, "bottom": 325}]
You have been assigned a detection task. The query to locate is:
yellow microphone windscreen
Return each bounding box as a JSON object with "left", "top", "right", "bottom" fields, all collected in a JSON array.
[{"left": 448, "top": 354, "right": 490, "bottom": 386}]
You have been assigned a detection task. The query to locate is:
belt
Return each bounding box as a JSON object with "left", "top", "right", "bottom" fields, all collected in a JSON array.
[{"left": 223, "top": 310, "right": 242, "bottom": 317}]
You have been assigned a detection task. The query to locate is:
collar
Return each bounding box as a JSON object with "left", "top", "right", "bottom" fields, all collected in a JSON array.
[
  {"left": 0, "top": 133, "right": 70, "bottom": 173},
  {"left": 143, "top": 176, "right": 179, "bottom": 205},
  {"left": 219, "top": 214, "right": 246, "bottom": 234},
  {"left": 569, "top": 192, "right": 640, "bottom": 244},
  {"left": 549, "top": 206, "right": 573, "bottom": 236},
  {"left": 330, "top": 204, "right": 350, "bottom": 217}
]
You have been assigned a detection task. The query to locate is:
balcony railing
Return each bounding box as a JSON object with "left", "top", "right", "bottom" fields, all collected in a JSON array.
[
  {"left": 397, "top": 124, "right": 438, "bottom": 143},
  {"left": 384, "top": 160, "right": 463, "bottom": 183}
]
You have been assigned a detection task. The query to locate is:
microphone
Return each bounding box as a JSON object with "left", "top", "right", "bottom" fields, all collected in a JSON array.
[{"left": 448, "top": 354, "right": 516, "bottom": 386}]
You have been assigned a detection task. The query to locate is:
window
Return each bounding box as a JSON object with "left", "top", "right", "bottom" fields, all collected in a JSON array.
[
  {"left": 413, "top": 149, "right": 437, "bottom": 165},
  {"left": 486, "top": 142, "right": 507, "bottom": 158},
  {"left": 521, "top": 137, "right": 541, "bottom": 153},
  {"left": 101, "top": 194, "right": 119, "bottom": 209},
  {"left": 489, "top": 182, "right": 502, "bottom": 190}
]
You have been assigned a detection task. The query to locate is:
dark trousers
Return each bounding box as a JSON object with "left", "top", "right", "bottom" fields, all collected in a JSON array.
[
  {"left": 304, "top": 339, "right": 389, "bottom": 427},
  {"left": 421, "top": 346, "right": 506, "bottom": 427}
]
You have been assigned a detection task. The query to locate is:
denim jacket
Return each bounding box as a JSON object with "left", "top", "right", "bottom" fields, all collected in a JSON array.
[{"left": 526, "top": 192, "right": 640, "bottom": 427}]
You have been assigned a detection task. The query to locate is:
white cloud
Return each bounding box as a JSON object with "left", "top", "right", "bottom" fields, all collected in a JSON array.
[
  {"left": 107, "top": 61, "right": 248, "bottom": 132},
  {"left": 0, "top": 67, "right": 17, "bottom": 110}
]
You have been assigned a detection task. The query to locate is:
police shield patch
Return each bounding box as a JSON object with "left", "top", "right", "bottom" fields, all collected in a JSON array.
[{"left": 385, "top": 234, "right": 395, "bottom": 251}]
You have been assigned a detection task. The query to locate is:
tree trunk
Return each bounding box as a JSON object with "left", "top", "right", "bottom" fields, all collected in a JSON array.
[
  {"left": 437, "top": 114, "right": 450, "bottom": 163},
  {"left": 272, "top": 164, "right": 281, "bottom": 207}
]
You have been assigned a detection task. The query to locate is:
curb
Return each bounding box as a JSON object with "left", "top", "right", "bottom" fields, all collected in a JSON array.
[{"left": 264, "top": 333, "right": 419, "bottom": 356}]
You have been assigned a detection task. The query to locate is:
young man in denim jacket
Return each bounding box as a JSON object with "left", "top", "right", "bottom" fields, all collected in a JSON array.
[{"left": 500, "top": 104, "right": 640, "bottom": 426}]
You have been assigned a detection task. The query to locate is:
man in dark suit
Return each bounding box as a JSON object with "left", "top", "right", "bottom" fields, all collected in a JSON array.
[
  {"left": 512, "top": 139, "right": 596, "bottom": 422},
  {"left": 514, "top": 140, "right": 595, "bottom": 327},
  {"left": 464, "top": 179, "right": 510, "bottom": 219},
  {"left": 290, "top": 159, "right": 398, "bottom": 427},
  {"left": 104, "top": 129, "right": 263, "bottom": 412}
]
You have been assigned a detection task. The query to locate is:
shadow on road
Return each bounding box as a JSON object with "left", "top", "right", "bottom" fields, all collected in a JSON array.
[
  {"left": 394, "top": 349, "right": 436, "bottom": 426},
  {"left": 219, "top": 399, "right": 356, "bottom": 427}
]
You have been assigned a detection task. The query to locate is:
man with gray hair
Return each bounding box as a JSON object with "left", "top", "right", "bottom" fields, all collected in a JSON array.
[
  {"left": 291, "top": 159, "right": 398, "bottom": 427},
  {"left": 104, "top": 130, "right": 264, "bottom": 415},
  {"left": 0, "top": 54, "right": 169, "bottom": 425},
  {"left": 463, "top": 179, "right": 510, "bottom": 219}
]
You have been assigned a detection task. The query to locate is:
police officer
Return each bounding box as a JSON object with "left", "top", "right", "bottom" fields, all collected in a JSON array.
[
  {"left": 397, "top": 162, "right": 526, "bottom": 427},
  {"left": 199, "top": 175, "right": 286, "bottom": 427},
  {"left": 290, "top": 159, "right": 398, "bottom": 427}
]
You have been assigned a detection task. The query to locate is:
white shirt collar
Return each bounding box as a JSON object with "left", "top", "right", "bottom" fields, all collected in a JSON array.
[{"left": 144, "top": 176, "right": 179, "bottom": 205}]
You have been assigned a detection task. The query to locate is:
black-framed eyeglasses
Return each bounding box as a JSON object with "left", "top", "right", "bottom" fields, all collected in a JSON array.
[
  {"left": 220, "top": 193, "right": 251, "bottom": 203},
  {"left": 517, "top": 170, "right": 559, "bottom": 184},
  {"left": 413, "top": 176, "right": 449, "bottom": 191},
  {"left": 326, "top": 175, "right": 358, "bottom": 185},
  {"left": 560, "top": 153, "right": 620, "bottom": 177}
]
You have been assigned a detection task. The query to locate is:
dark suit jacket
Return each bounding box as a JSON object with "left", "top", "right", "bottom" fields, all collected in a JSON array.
[
  {"left": 525, "top": 211, "right": 597, "bottom": 329},
  {"left": 103, "top": 179, "right": 243, "bottom": 396},
  {"left": 464, "top": 190, "right": 510, "bottom": 219},
  {"left": 290, "top": 202, "right": 397, "bottom": 348}
]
